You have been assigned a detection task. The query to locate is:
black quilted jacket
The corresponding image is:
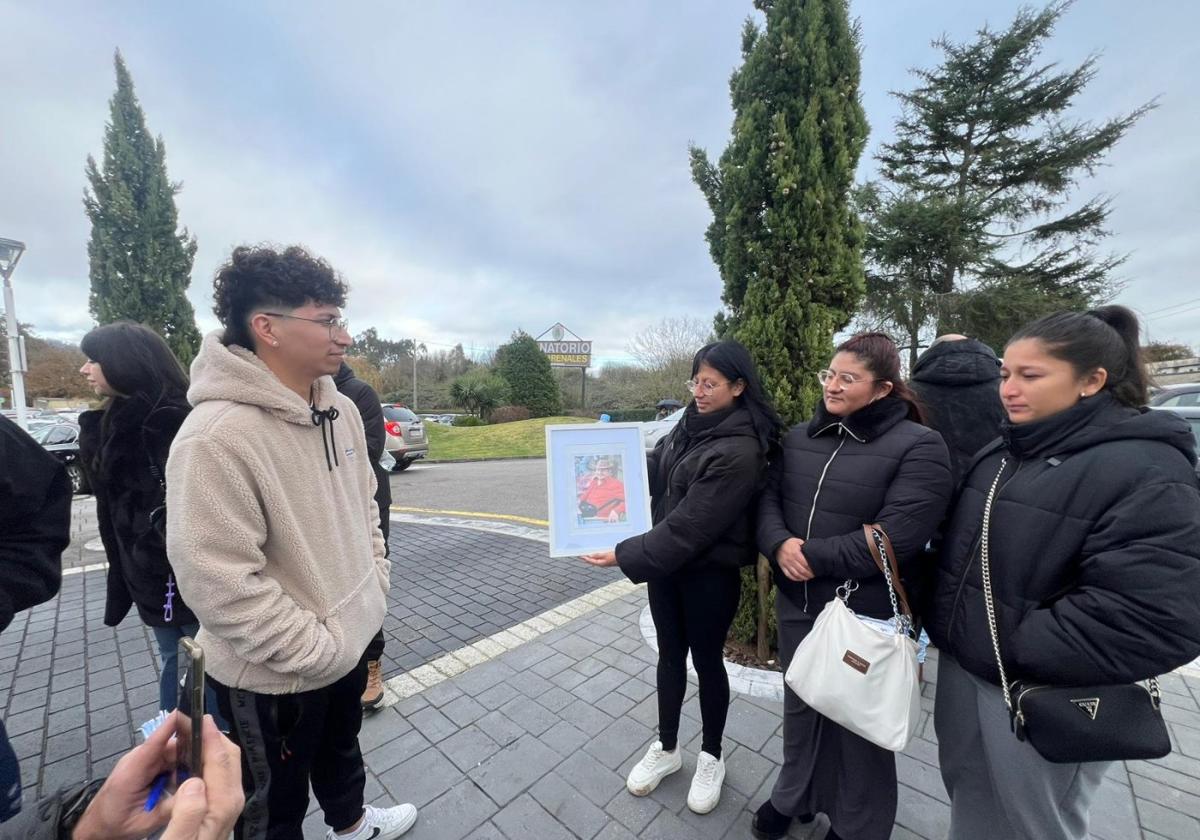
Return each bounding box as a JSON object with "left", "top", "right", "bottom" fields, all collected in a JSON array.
[
  {"left": 927, "top": 393, "right": 1200, "bottom": 686},
  {"left": 757, "top": 396, "right": 953, "bottom": 620}
]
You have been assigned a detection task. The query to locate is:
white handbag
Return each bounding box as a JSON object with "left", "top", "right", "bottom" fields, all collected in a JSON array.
[{"left": 783, "top": 524, "right": 921, "bottom": 751}]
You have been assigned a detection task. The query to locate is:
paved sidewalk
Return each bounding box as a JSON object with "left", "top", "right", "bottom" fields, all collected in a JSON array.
[{"left": 2, "top": 515, "right": 1199, "bottom": 838}]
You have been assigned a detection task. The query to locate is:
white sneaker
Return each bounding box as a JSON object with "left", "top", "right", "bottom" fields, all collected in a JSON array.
[
  {"left": 687, "top": 750, "right": 725, "bottom": 814},
  {"left": 327, "top": 803, "right": 418, "bottom": 840},
  {"left": 626, "top": 741, "right": 683, "bottom": 796}
]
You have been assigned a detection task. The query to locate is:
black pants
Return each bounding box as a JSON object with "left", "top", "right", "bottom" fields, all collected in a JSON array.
[
  {"left": 647, "top": 566, "right": 741, "bottom": 758},
  {"left": 212, "top": 655, "right": 370, "bottom": 839}
]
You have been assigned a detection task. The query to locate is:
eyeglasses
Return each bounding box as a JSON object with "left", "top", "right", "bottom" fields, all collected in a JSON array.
[
  {"left": 685, "top": 378, "right": 730, "bottom": 396},
  {"left": 262, "top": 312, "right": 350, "bottom": 339},
  {"left": 817, "top": 369, "right": 879, "bottom": 387}
]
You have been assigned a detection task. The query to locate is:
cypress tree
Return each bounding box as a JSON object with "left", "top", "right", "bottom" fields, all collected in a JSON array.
[
  {"left": 494, "top": 331, "right": 562, "bottom": 417},
  {"left": 691, "top": 0, "right": 868, "bottom": 425},
  {"left": 84, "top": 51, "right": 201, "bottom": 365}
]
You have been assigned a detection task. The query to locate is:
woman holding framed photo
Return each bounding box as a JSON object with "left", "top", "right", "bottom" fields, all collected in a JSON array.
[{"left": 583, "top": 340, "right": 784, "bottom": 816}]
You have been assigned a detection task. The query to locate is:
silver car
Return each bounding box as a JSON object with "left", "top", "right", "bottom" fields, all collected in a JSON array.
[
  {"left": 380, "top": 404, "right": 429, "bottom": 471},
  {"left": 642, "top": 407, "right": 684, "bottom": 452}
]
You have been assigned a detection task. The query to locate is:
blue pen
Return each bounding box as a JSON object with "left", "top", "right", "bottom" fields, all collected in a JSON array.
[{"left": 144, "top": 772, "right": 170, "bottom": 812}]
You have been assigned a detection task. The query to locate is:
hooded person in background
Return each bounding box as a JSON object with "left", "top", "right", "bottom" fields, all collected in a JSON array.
[
  {"left": 166, "top": 245, "right": 416, "bottom": 840},
  {"left": 0, "top": 414, "right": 68, "bottom": 824},
  {"left": 333, "top": 361, "right": 393, "bottom": 710},
  {"left": 908, "top": 335, "right": 1005, "bottom": 485}
]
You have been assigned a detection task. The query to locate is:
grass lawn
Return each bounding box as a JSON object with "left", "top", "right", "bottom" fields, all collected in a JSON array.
[{"left": 424, "top": 416, "right": 593, "bottom": 461}]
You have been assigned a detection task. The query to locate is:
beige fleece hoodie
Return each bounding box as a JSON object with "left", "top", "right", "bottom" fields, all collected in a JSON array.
[{"left": 165, "top": 331, "right": 388, "bottom": 694}]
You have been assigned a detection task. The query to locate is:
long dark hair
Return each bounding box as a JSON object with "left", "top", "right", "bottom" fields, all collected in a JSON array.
[
  {"left": 1007, "top": 305, "right": 1149, "bottom": 407},
  {"left": 836, "top": 332, "right": 926, "bottom": 423},
  {"left": 80, "top": 322, "right": 190, "bottom": 410},
  {"left": 691, "top": 340, "right": 787, "bottom": 453}
]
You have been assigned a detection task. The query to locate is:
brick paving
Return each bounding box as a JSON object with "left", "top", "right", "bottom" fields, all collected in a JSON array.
[{"left": 2, "top": 514, "right": 1199, "bottom": 838}]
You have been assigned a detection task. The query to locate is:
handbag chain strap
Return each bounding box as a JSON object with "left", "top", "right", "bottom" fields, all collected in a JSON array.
[
  {"left": 979, "top": 457, "right": 1161, "bottom": 724},
  {"left": 979, "top": 459, "right": 1016, "bottom": 716}
]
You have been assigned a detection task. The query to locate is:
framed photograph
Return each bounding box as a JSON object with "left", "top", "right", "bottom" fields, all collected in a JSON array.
[{"left": 545, "top": 423, "right": 653, "bottom": 557}]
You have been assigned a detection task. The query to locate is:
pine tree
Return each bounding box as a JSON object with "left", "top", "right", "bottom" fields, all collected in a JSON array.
[
  {"left": 84, "top": 51, "right": 201, "bottom": 365},
  {"left": 868, "top": 1, "right": 1150, "bottom": 344},
  {"left": 494, "top": 331, "right": 562, "bottom": 417},
  {"left": 691, "top": 0, "right": 868, "bottom": 425}
]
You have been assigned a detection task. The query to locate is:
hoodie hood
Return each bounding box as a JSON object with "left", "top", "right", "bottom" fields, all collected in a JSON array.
[
  {"left": 1003, "top": 391, "right": 1199, "bottom": 466},
  {"left": 911, "top": 339, "right": 1001, "bottom": 387},
  {"left": 189, "top": 331, "right": 340, "bottom": 426}
]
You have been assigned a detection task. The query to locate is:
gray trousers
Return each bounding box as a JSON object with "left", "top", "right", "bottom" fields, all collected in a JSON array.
[{"left": 935, "top": 653, "right": 1110, "bottom": 840}]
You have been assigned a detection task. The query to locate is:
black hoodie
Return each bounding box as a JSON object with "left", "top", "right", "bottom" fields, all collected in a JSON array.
[
  {"left": 909, "top": 338, "right": 1005, "bottom": 485},
  {"left": 333, "top": 362, "right": 392, "bottom": 545},
  {"left": 927, "top": 393, "right": 1200, "bottom": 686},
  {"left": 615, "top": 403, "right": 767, "bottom": 583}
]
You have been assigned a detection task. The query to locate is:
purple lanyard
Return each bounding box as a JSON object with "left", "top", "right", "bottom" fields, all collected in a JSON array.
[{"left": 163, "top": 574, "right": 176, "bottom": 623}]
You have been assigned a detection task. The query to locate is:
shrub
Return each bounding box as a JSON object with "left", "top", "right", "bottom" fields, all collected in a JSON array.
[
  {"left": 490, "top": 405, "right": 532, "bottom": 424},
  {"left": 728, "top": 566, "right": 778, "bottom": 652},
  {"left": 452, "top": 415, "right": 487, "bottom": 427}
]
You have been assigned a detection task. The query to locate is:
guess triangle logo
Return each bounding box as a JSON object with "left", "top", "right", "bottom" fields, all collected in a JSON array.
[{"left": 1071, "top": 697, "right": 1100, "bottom": 720}]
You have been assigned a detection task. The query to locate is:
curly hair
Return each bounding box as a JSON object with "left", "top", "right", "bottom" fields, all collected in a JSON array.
[{"left": 212, "top": 245, "right": 349, "bottom": 349}]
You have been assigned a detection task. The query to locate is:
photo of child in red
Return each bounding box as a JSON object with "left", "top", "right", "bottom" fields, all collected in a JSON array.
[{"left": 576, "top": 456, "right": 627, "bottom": 523}]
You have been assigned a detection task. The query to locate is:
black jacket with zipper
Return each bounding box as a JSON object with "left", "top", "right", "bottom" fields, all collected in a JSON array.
[
  {"left": 927, "top": 394, "right": 1200, "bottom": 687},
  {"left": 615, "top": 404, "right": 768, "bottom": 583},
  {"left": 79, "top": 396, "right": 197, "bottom": 628},
  {"left": 757, "top": 396, "right": 953, "bottom": 620}
]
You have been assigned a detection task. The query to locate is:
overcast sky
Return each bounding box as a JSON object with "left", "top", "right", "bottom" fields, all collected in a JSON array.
[{"left": 2, "top": 1, "right": 1197, "bottom": 365}]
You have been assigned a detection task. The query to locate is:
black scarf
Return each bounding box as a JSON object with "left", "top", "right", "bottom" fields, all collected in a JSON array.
[
  {"left": 807, "top": 394, "right": 910, "bottom": 442},
  {"left": 1001, "top": 391, "right": 1128, "bottom": 460}
]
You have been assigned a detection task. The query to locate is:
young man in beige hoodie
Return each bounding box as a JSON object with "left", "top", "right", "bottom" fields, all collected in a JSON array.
[{"left": 166, "top": 245, "right": 417, "bottom": 840}]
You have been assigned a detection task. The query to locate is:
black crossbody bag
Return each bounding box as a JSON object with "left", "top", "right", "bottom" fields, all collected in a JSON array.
[{"left": 978, "top": 458, "right": 1171, "bottom": 764}]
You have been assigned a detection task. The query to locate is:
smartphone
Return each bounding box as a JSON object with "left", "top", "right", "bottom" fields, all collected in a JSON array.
[{"left": 176, "top": 637, "right": 205, "bottom": 785}]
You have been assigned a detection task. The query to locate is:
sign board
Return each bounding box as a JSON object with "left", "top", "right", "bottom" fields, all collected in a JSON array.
[{"left": 537, "top": 323, "right": 591, "bottom": 368}]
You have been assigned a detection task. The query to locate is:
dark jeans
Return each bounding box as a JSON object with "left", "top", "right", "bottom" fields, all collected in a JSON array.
[
  {"left": 151, "top": 623, "right": 228, "bottom": 731},
  {"left": 212, "top": 654, "right": 370, "bottom": 839},
  {"left": 648, "top": 566, "right": 741, "bottom": 758},
  {"left": 365, "top": 629, "right": 385, "bottom": 662}
]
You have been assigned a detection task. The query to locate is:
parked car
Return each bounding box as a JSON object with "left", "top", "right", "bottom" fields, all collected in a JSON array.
[
  {"left": 1150, "top": 383, "right": 1200, "bottom": 408},
  {"left": 1150, "top": 405, "right": 1200, "bottom": 478},
  {"left": 641, "top": 406, "right": 684, "bottom": 452},
  {"left": 438, "top": 414, "right": 460, "bottom": 426},
  {"left": 380, "top": 404, "right": 429, "bottom": 471},
  {"left": 30, "top": 421, "right": 90, "bottom": 494}
]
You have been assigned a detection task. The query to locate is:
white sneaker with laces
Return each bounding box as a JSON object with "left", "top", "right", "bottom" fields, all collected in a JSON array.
[
  {"left": 626, "top": 741, "right": 683, "bottom": 796},
  {"left": 687, "top": 750, "right": 725, "bottom": 814},
  {"left": 327, "top": 803, "right": 418, "bottom": 840}
]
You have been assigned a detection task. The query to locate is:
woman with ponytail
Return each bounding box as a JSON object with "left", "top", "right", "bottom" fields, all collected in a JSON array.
[
  {"left": 752, "top": 333, "right": 953, "bottom": 840},
  {"left": 927, "top": 305, "right": 1200, "bottom": 839}
]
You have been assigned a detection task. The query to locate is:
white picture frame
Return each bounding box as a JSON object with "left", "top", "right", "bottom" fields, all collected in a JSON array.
[{"left": 545, "top": 422, "right": 653, "bottom": 558}]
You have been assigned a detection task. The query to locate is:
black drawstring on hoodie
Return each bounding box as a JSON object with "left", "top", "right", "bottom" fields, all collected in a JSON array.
[{"left": 310, "top": 405, "right": 340, "bottom": 471}]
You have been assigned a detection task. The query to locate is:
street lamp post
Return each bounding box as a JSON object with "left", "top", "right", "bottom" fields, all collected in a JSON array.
[
  {"left": 411, "top": 342, "right": 427, "bottom": 411},
  {"left": 0, "top": 237, "right": 28, "bottom": 430}
]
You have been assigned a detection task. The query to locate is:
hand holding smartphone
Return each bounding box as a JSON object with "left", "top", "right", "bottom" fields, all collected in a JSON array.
[{"left": 176, "top": 637, "right": 205, "bottom": 786}]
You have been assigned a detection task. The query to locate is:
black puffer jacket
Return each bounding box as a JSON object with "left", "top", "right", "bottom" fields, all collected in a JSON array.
[
  {"left": 0, "top": 414, "right": 67, "bottom": 634},
  {"left": 616, "top": 404, "right": 768, "bottom": 583},
  {"left": 909, "top": 338, "right": 1005, "bottom": 485},
  {"left": 757, "top": 396, "right": 953, "bottom": 620},
  {"left": 79, "top": 396, "right": 197, "bottom": 628},
  {"left": 334, "top": 362, "right": 392, "bottom": 545},
  {"left": 927, "top": 394, "right": 1200, "bottom": 686}
]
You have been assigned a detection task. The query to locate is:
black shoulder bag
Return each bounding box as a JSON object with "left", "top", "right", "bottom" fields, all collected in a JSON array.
[{"left": 979, "top": 458, "right": 1171, "bottom": 764}]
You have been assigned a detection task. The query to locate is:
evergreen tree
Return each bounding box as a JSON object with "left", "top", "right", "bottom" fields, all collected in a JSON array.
[
  {"left": 84, "top": 51, "right": 201, "bottom": 365},
  {"left": 868, "top": 1, "right": 1150, "bottom": 342},
  {"left": 691, "top": 0, "right": 868, "bottom": 425},
  {"left": 494, "top": 331, "right": 562, "bottom": 417}
]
